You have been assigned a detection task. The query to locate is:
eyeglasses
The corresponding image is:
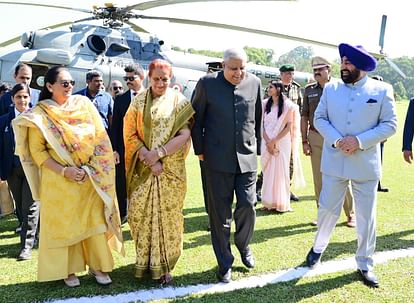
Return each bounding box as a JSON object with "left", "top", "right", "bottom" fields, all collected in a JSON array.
[
  {"left": 60, "top": 80, "right": 75, "bottom": 88},
  {"left": 123, "top": 76, "right": 138, "bottom": 81},
  {"left": 113, "top": 86, "right": 123, "bottom": 91}
]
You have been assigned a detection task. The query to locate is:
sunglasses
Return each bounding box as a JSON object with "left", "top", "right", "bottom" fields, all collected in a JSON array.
[
  {"left": 123, "top": 76, "right": 138, "bottom": 81},
  {"left": 113, "top": 86, "right": 123, "bottom": 91},
  {"left": 60, "top": 80, "right": 75, "bottom": 88}
]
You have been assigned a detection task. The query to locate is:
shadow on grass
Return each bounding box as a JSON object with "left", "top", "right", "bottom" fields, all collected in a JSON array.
[
  {"left": 1, "top": 218, "right": 413, "bottom": 302},
  {"left": 1, "top": 225, "right": 413, "bottom": 303},
  {"left": 183, "top": 206, "right": 208, "bottom": 216},
  {"left": 0, "top": 214, "right": 19, "bottom": 233},
  {"left": 170, "top": 271, "right": 358, "bottom": 303},
  {"left": 0, "top": 241, "right": 20, "bottom": 259},
  {"left": 299, "top": 228, "right": 414, "bottom": 266},
  {"left": 0, "top": 262, "right": 168, "bottom": 303},
  {"left": 184, "top": 221, "right": 317, "bottom": 250}
]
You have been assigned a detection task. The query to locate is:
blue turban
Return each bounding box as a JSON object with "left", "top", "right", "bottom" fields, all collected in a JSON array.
[{"left": 338, "top": 43, "right": 377, "bottom": 72}]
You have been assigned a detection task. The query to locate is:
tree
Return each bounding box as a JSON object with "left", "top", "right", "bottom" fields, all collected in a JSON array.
[
  {"left": 244, "top": 47, "right": 275, "bottom": 66},
  {"left": 276, "top": 46, "right": 314, "bottom": 72}
]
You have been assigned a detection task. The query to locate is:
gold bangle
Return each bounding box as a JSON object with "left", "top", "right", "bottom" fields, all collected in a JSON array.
[
  {"left": 161, "top": 145, "right": 168, "bottom": 156},
  {"left": 61, "top": 166, "right": 67, "bottom": 177}
]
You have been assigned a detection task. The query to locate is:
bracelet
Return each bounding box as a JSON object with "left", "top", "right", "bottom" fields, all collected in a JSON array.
[
  {"left": 61, "top": 166, "right": 67, "bottom": 177},
  {"left": 161, "top": 145, "right": 168, "bottom": 156}
]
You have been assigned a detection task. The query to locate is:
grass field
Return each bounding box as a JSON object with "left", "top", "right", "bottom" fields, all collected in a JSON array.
[{"left": 0, "top": 102, "right": 413, "bottom": 303}]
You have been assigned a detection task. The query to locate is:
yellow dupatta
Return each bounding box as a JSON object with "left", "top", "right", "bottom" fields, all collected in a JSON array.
[
  {"left": 13, "top": 95, "right": 124, "bottom": 255},
  {"left": 123, "top": 87, "right": 194, "bottom": 197}
]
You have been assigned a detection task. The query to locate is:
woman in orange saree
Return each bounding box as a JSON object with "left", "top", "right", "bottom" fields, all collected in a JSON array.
[{"left": 124, "top": 59, "right": 194, "bottom": 284}]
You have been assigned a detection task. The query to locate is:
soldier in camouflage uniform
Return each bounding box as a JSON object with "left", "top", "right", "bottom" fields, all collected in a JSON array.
[{"left": 301, "top": 56, "right": 355, "bottom": 227}]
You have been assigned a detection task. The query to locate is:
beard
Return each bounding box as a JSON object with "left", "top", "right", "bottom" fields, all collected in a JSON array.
[{"left": 341, "top": 68, "right": 361, "bottom": 83}]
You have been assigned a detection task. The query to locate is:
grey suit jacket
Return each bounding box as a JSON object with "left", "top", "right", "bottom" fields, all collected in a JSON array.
[
  {"left": 191, "top": 71, "right": 262, "bottom": 174},
  {"left": 314, "top": 76, "right": 397, "bottom": 180}
]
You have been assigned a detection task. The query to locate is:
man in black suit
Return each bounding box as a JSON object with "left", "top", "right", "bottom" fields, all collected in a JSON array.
[
  {"left": 191, "top": 48, "right": 262, "bottom": 283},
  {"left": 0, "top": 63, "right": 40, "bottom": 116},
  {"left": 403, "top": 97, "right": 414, "bottom": 163},
  {"left": 110, "top": 64, "right": 145, "bottom": 222},
  {"left": 0, "top": 83, "right": 39, "bottom": 260}
]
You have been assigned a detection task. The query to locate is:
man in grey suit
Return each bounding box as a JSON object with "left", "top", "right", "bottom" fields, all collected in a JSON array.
[
  {"left": 305, "top": 43, "right": 397, "bottom": 288},
  {"left": 191, "top": 48, "right": 262, "bottom": 283}
]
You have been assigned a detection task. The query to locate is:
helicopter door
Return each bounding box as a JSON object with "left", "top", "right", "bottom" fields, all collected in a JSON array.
[{"left": 27, "top": 63, "right": 49, "bottom": 90}]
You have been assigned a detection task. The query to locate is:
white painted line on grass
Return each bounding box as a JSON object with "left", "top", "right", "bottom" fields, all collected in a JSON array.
[{"left": 49, "top": 247, "right": 414, "bottom": 303}]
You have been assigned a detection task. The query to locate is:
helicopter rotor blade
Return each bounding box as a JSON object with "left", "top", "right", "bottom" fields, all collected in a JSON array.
[
  {"left": 135, "top": 14, "right": 410, "bottom": 79},
  {"left": 379, "top": 15, "right": 387, "bottom": 53},
  {"left": 126, "top": 0, "right": 296, "bottom": 11},
  {"left": 376, "top": 14, "right": 405, "bottom": 78},
  {"left": 124, "top": 20, "right": 150, "bottom": 33},
  {"left": 0, "top": 21, "right": 73, "bottom": 48},
  {"left": 0, "top": 1, "right": 92, "bottom": 13},
  {"left": 384, "top": 56, "right": 406, "bottom": 79},
  {"left": 73, "top": 17, "right": 97, "bottom": 23},
  {"left": 134, "top": 14, "right": 339, "bottom": 49}
]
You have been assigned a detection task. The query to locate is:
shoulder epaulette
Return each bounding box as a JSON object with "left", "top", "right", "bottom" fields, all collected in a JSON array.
[{"left": 305, "top": 81, "right": 317, "bottom": 88}]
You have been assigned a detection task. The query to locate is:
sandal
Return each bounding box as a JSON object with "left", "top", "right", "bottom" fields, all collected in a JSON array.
[
  {"left": 159, "top": 273, "right": 173, "bottom": 285},
  {"left": 89, "top": 269, "right": 112, "bottom": 285},
  {"left": 63, "top": 274, "right": 80, "bottom": 287}
]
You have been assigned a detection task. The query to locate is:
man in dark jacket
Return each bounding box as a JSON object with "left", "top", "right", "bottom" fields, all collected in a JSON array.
[{"left": 191, "top": 48, "right": 262, "bottom": 283}]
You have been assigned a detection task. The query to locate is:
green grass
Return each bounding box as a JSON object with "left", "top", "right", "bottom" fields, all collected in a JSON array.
[{"left": 1, "top": 101, "right": 414, "bottom": 303}]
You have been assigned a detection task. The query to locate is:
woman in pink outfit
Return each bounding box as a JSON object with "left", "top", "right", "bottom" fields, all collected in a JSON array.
[{"left": 261, "top": 80, "right": 304, "bottom": 212}]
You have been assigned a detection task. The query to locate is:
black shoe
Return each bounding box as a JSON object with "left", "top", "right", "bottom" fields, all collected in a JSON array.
[
  {"left": 216, "top": 268, "right": 232, "bottom": 283},
  {"left": 17, "top": 249, "right": 32, "bottom": 261},
  {"left": 306, "top": 247, "right": 321, "bottom": 268},
  {"left": 377, "top": 187, "right": 389, "bottom": 192},
  {"left": 241, "top": 249, "right": 255, "bottom": 269},
  {"left": 358, "top": 269, "right": 379, "bottom": 288},
  {"left": 290, "top": 192, "right": 299, "bottom": 202}
]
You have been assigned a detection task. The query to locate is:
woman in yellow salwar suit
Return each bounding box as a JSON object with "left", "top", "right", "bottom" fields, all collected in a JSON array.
[
  {"left": 12, "top": 66, "right": 124, "bottom": 287},
  {"left": 124, "top": 59, "right": 194, "bottom": 285}
]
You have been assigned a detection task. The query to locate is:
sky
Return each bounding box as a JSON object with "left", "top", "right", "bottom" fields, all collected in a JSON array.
[{"left": 0, "top": 0, "right": 412, "bottom": 63}]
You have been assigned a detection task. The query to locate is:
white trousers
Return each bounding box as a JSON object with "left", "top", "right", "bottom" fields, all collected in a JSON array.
[{"left": 313, "top": 174, "right": 378, "bottom": 271}]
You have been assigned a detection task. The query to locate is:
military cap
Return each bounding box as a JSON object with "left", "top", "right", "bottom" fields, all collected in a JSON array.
[
  {"left": 311, "top": 56, "right": 331, "bottom": 69},
  {"left": 339, "top": 43, "right": 377, "bottom": 72},
  {"left": 206, "top": 61, "right": 223, "bottom": 72},
  {"left": 279, "top": 64, "right": 295, "bottom": 72}
]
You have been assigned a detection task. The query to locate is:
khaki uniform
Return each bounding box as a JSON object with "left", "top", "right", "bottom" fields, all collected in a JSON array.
[
  {"left": 302, "top": 81, "right": 355, "bottom": 217},
  {"left": 282, "top": 81, "right": 302, "bottom": 110},
  {"left": 282, "top": 81, "right": 302, "bottom": 182}
]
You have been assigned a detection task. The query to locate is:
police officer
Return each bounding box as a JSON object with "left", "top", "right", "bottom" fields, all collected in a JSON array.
[
  {"left": 280, "top": 63, "right": 302, "bottom": 201},
  {"left": 301, "top": 56, "right": 355, "bottom": 227}
]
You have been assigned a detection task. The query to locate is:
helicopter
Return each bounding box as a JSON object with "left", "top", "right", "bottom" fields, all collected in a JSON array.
[
  {"left": 0, "top": 1, "right": 405, "bottom": 100},
  {"left": 0, "top": 0, "right": 318, "bottom": 100}
]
